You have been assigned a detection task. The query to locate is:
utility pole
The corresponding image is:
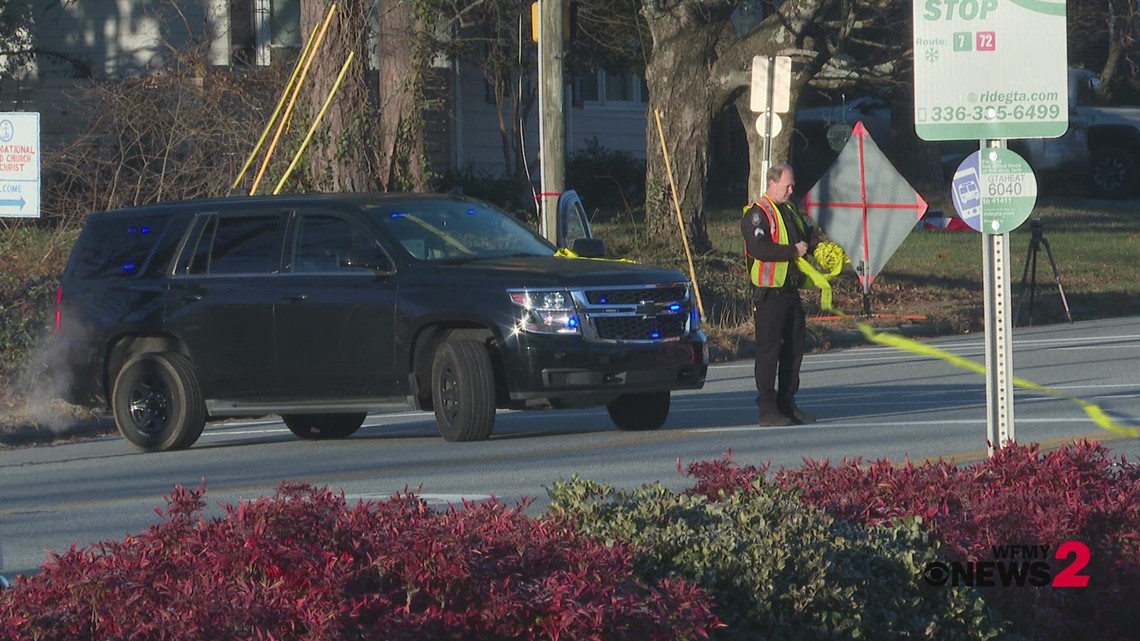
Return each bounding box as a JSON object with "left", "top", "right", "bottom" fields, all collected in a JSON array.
[{"left": 536, "top": 0, "right": 564, "bottom": 243}]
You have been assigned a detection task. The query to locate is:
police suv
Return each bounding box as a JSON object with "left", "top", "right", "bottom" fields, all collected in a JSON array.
[{"left": 50, "top": 193, "right": 707, "bottom": 451}]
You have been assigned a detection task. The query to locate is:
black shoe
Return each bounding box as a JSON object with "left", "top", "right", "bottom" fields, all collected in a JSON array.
[
  {"left": 780, "top": 403, "right": 816, "bottom": 425},
  {"left": 758, "top": 406, "right": 794, "bottom": 427}
]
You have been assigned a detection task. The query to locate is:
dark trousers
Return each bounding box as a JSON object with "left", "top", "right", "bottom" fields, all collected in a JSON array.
[{"left": 753, "top": 289, "right": 806, "bottom": 410}]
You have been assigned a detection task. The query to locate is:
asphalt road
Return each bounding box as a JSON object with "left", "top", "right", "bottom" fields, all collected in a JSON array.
[{"left": 2, "top": 316, "right": 1138, "bottom": 580}]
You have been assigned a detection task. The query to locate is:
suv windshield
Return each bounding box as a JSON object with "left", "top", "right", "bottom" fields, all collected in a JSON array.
[{"left": 366, "top": 200, "right": 555, "bottom": 262}]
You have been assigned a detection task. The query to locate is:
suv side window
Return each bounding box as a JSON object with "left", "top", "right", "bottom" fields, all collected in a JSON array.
[
  {"left": 65, "top": 215, "right": 174, "bottom": 280},
  {"left": 292, "top": 214, "right": 360, "bottom": 273},
  {"left": 187, "top": 214, "right": 283, "bottom": 276}
]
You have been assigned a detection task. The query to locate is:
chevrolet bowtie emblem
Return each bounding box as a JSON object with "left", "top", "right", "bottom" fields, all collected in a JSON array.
[{"left": 635, "top": 301, "right": 660, "bottom": 317}]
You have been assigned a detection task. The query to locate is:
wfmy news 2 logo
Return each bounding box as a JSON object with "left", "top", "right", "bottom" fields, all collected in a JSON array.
[{"left": 922, "top": 541, "right": 1091, "bottom": 588}]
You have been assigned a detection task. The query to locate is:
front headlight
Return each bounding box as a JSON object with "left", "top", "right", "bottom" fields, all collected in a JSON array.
[{"left": 508, "top": 289, "right": 580, "bottom": 335}]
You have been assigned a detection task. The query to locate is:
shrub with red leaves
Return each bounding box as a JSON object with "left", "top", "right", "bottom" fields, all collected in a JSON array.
[
  {"left": 683, "top": 441, "right": 1140, "bottom": 641},
  {"left": 680, "top": 451, "right": 769, "bottom": 500},
  {"left": 0, "top": 483, "right": 718, "bottom": 641}
]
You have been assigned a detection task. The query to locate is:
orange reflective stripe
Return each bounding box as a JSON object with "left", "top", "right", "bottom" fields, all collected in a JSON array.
[{"left": 743, "top": 198, "right": 790, "bottom": 288}]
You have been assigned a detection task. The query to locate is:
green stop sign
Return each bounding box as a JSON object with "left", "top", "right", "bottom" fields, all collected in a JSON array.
[{"left": 912, "top": 0, "right": 1068, "bottom": 141}]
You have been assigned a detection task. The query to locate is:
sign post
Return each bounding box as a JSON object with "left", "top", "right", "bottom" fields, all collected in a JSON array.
[
  {"left": 913, "top": 1, "right": 1067, "bottom": 453},
  {"left": 750, "top": 55, "right": 791, "bottom": 181},
  {"left": 0, "top": 112, "right": 41, "bottom": 219}
]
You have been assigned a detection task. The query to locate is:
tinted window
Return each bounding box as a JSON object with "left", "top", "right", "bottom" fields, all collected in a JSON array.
[
  {"left": 189, "top": 214, "right": 282, "bottom": 275},
  {"left": 292, "top": 214, "right": 376, "bottom": 273},
  {"left": 66, "top": 215, "right": 173, "bottom": 280},
  {"left": 366, "top": 199, "right": 553, "bottom": 262}
]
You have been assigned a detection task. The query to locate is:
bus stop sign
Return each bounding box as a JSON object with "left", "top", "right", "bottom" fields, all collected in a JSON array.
[{"left": 912, "top": 0, "right": 1068, "bottom": 141}]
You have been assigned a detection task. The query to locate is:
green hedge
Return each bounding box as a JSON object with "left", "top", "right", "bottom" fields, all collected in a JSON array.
[{"left": 546, "top": 477, "right": 1012, "bottom": 640}]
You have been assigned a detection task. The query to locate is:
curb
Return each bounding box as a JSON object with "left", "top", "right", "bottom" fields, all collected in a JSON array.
[
  {"left": 811, "top": 320, "right": 956, "bottom": 351},
  {"left": 708, "top": 319, "right": 955, "bottom": 364}
]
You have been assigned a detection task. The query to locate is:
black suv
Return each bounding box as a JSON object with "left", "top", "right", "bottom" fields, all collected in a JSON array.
[{"left": 51, "top": 193, "right": 707, "bottom": 451}]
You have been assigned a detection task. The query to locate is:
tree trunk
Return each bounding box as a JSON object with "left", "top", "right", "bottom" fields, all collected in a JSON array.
[
  {"left": 301, "top": 0, "right": 378, "bottom": 192},
  {"left": 1099, "top": 0, "right": 1137, "bottom": 91},
  {"left": 642, "top": 7, "right": 713, "bottom": 254},
  {"left": 376, "top": 0, "right": 427, "bottom": 191}
]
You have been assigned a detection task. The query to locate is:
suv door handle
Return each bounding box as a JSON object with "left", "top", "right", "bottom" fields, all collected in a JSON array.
[{"left": 282, "top": 293, "right": 309, "bottom": 302}]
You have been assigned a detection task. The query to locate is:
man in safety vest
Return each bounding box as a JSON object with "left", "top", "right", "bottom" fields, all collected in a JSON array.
[{"left": 741, "top": 163, "right": 819, "bottom": 426}]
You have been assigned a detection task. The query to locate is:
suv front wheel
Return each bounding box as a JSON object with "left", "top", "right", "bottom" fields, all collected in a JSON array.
[
  {"left": 431, "top": 339, "right": 496, "bottom": 442},
  {"left": 112, "top": 352, "right": 206, "bottom": 452}
]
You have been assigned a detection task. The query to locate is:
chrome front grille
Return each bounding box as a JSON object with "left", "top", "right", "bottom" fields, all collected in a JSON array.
[{"left": 573, "top": 283, "right": 694, "bottom": 343}]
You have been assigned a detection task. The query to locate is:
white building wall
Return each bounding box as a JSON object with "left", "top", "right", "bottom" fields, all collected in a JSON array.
[
  {"left": 16, "top": 0, "right": 213, "bottom": 78},
  {"left": 567, "top": 101, "right": 647, "bottom": 158},
  {"left": 453, "top": 60, "right": 527, "bottom": 177},
  {"left": 1, "top": 1, "right": 229, "bottom": 147},
  {"left": 454, "top": 61, "right": 647, "bottom": 178}
]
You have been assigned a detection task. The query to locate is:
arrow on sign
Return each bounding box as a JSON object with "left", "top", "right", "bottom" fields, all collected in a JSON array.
[{"left": 0, "top": 196, "right": 26, "bottom": 209}]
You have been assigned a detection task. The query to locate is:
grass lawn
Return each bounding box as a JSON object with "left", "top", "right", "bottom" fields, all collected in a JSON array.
[{"left": 593, "top": 195, "right": 1140, "bottom": 360}]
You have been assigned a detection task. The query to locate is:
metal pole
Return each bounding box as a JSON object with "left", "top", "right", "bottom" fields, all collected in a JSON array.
[
  {"left": 982, "top": 141, "right": 1015, "bottom": 454},
  {"left": 254, "top": 0, "right": 272, "bottom": 66},
  {"left": 761, "top": 56, "right": 775, "bottom": 181},
  {"left": 537, "top": 0, "right": 565, "bottom": 243}
]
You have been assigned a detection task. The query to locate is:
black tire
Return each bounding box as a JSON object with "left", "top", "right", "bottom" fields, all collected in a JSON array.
[
  {"left": 112, "top": 352, "right": 205, "bottom": 452},
  {"left": 431, "top": 339, "right": 496, "bottom": 442},
  {"left": 282, "top": 413, "right": 366, "bottom": 440},
  {"left": 1090, "top": 146, "right": 1138, "bottom": 199},
  {"left": 606, "top": 391, "right": 670, "bottom": 431}
]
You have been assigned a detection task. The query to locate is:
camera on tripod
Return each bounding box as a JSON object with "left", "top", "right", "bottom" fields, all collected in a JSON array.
[{"left": 1017, "top": 219, "right": 1073, "bottom": 326}]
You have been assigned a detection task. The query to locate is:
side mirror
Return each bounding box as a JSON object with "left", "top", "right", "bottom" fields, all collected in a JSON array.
[{"left": 571, "top": 237, "right": 606, "bottom": 259}]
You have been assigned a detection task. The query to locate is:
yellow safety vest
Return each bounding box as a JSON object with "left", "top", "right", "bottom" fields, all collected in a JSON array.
[{"left": 742, "top": 195, "right": 802, "bottom": 288}]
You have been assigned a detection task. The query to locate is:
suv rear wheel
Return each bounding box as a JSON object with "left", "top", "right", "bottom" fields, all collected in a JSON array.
[
  {"left": 607, "top": 392, "right": 670, "bottom": 431},
  {"left": 431, "top": 339, "right": 496, "bottom": 442},
  {"left": 1090, "top": 146, "right": 1138, "bottom": 198},
  {"left": 282, "top": 413, "right": 367, "bottom": 440},
  {"left": 112, "top": 352, "right": 206, "bottom": 452}
]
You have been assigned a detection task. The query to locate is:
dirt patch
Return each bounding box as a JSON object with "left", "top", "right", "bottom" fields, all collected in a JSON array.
[{"left": 0, "top": 399, "right": 116, "bottom": 447}]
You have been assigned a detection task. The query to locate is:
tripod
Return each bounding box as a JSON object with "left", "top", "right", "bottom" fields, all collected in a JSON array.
[{"left": 1015, "top": 220, "right": 1073, "bottom": 327}]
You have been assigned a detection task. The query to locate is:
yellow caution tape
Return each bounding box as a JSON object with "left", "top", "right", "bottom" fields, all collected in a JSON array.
[
  {"left": 796, "top": 248, "right": 1139, "bottom": 438},
  {"left": 554, "top": 247, "right": 636, "bottom": 263},
  {"left": 801, "top": 241, "right": 848, "bottom": 310}
]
